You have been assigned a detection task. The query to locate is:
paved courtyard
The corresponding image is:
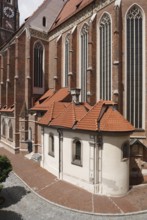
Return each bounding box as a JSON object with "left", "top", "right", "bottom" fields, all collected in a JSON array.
[
  {"left": 0, "top": 172, "right": 147, "bottom": 220},
  {"left": 0, "top": 147, "right": 147, "bottom": 219}
]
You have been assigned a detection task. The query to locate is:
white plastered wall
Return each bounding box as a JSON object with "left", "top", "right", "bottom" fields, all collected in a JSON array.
[{"left": 102, "top": 134, "right": 130, "bottom": 196}]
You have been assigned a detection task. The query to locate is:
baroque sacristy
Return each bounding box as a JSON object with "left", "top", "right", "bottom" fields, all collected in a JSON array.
[{"left": 0, "top": 0, "right": 147, "bottom": 196}]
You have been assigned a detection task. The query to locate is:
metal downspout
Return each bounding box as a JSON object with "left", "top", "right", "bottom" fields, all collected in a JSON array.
[{"left": 57, "top": 129, "right": 63, "bottom": 179}]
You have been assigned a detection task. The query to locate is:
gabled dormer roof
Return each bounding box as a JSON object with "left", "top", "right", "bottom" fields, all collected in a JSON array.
[
  {"left": 76, "top": 101, "right": 135, "bottom": 132},
  {"left": 25, "top": 0, "right": 67, "bottom": 32}
]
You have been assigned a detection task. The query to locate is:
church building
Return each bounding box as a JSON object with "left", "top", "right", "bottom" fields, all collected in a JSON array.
[
  {"left": 0, "top": 0, "right": 147, "bottom": 196},
  {"left": 0, "top": 0, "right": 19, "bottom": 47}
]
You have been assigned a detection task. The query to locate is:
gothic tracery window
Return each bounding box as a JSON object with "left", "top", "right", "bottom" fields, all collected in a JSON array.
[
  {"left": 2, "top": 119, "right": 6, "bottom": 137},
  {"left": 99, "top": 13, "right": 111, "bottom": 100},
  {"left": 126, "top": 5, "right": 143, "bottom": 128},
  {"left": 8, "top": 121, "right": 13, "bottom": 141},
  {"left": 65, "top": 34, "right": 70, "bottom": 87},
  {"left": 81, "top": 24, "right": 89, "bottom": 102},
  {"left": 34, "top": 42, "right": 44, "bottom": 88}
]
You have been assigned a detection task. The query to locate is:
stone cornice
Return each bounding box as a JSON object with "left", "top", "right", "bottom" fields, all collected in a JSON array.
[{"left": 29, "top": 28, "right": 49, "bottom": 41}]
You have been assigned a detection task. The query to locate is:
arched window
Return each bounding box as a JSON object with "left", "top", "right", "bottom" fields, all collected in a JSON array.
[
  {"left": 42, "top": 17, "right": 46, "bottom": 27},
  {"left": 72, "top": 139, "right": 82, "bottom": 166},
  {"left": 28, "top": 127, "right": 32, "bottom": 141},
  {"left": 2, "top": 119, "right": 6, "bottom": 137},
  {"left": 81, "top": 24, "right": 89, "bottom": 102},
  {"left": 7, "top": 0, "right": 12, "bottom": 4},
  {"left": 34, "top": 42, "right": 44, "bottom": 88},
  {"left": 126, "top": 5, "right": 143, "bottom": 128},
  {"left": 48, "top": 134, "right": 54, "bottom": 157},
  {"left": 8, "top": 121, "right": 13, "bottom": 141},
  {"left": 99, "top": 13, "right": 111, "bottom": 100},
  {"left": 65, "top": 34, "right": 70, "bottom": 87}
]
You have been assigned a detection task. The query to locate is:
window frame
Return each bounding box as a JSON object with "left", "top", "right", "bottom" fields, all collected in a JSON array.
[
  {"left": 48, "top": 133, "right": 55, "bottom": 157},
  {"left": 33, "top": 41, "right": 45, "bottom": 94},
  {"left": 125, "top": 4, "right": 145, "bottom": 129},
  {"left": 80, "top": 23, "right": 89, "bottom": 102},
  {"left": 2, "top": 119, "right": 6, "bottom": 137},
  {"left": 98, "top": 13, "right": 112, "bottom": 101},
  {"left": 8, "top": 120, "right": 13, "bottom": 141},
  {"left": 64, "top": 34, "right": 70, "bottom": 87},
  {"left": 72, "top": 139, "right": 82, "bottom": 167},
  {"left": 42, "top": 16, "right": 46, "bottom": 27},
  {"left": 122, "top": 140, "right": 130, "bottom": 161}
]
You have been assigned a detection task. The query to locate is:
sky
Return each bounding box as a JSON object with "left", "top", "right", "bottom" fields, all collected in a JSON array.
[{"left": 18, "top": 0, "right": 44, "bottom": 25}]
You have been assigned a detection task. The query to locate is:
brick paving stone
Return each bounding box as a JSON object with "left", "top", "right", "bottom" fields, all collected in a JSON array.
[{"left": 1, "top": 147, "right": 147, "bottom": 215}]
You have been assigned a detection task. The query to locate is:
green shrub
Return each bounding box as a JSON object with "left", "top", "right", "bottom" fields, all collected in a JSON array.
[{"left": 0, "top": 155, "right": 12, "bottom": 183}]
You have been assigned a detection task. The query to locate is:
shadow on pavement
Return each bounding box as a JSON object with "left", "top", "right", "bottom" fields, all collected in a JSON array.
[
  {"left": 0, "top": 186, "right": 30, "bottom": 208},
  {"left": 0, "top": 210, "right": 23, "bottom": 220}
]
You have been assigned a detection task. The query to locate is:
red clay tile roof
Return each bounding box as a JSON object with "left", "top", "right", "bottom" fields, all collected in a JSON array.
[
  {"left": 51, "top": 0, "right": 94, "bottom": 29},
  {"left": 38, "top": 102, "right": 70, "bottom": 125},
  {"left": 31, "top": 88, "right": 71, "bottom": 111},
  {"left": 0, "top": 104, "right": 14, "bottom": 113},
  {"left": 39, "top": 89, "right": 54, "bottom": 102},
  {"left": 76, "top": 101, "right": 135, "bottom": 132},
  {"left": 50, "top": 102, "right": 88, "bottom": 128}
]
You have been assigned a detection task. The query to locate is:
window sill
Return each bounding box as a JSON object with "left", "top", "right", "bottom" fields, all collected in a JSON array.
[
  {"left": 122, "top": 158, "right": 129, "bottom": 162},
  {"left": 48, "top": 152, "right": 55, "bottom": 158},
  {"left": 8, "top": 138, "right": 13, "bottom": 142},
  {"left": 72, "top": 160, "right": 82, "bottom": 167}
]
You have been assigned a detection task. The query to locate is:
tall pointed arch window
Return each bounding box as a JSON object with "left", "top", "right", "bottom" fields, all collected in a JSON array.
[
  {"left": 65, "top": 34, "right": 70, "bottom": 87},
  {"left": 81, "top": 24, "right": 89, "bottom": 102},
  {"left": 2, "top": 119, "right": 6, "bottom": 137},
  {"left": 8, "top": 121, "right": 13, "bottom": 141},
  {"left": 34, "top": 42, "right": 44, "bottom": 88},
  {"left": 126, "top": 5, "right": 143, "bottom": 128},
  {"left": 99, "top": 13, "right": 111, "bottom": 100}
]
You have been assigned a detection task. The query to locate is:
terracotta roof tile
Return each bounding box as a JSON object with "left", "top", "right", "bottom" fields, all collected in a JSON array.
[
  {"left": 50, "top": 102, "right": 88, "bottom": 128},
  {"left": 76, "top": 101, "right": 135, "bottom": 132},
  {"left": 38, "top": 102, "right": 69, "bottom": 125},
  {"left": 52, "top": 0, "right": 94, "bottom": 28},
  {"left": 31, "top": 88, "right": 71, "bottom": 111},
  {"left": 0, "top": 104, "right": 14, "bottom": 113}
]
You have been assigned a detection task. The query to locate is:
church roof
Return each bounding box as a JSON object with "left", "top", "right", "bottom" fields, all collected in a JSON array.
[
  {"left": 76, "top": 101, "right": 135, "bottom": 132},
  {"left": 50, "top": 102, "right": 88, "bottom": 128},
  {"left": 51, "top": 0, "right": 94, "bottom": 29},
  {"left": 25, "top": 0, "right": 67, "bottom": 32},
  {"left": 38, "top": 102, "right": 70, "bottom": 125},
  {"left": 31, "top": 88, "right": 71, "bottom": 111}
]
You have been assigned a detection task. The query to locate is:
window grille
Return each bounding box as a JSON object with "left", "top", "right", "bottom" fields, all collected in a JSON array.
[
  {"left": 65, "top": 34, "right": 70, "bottom": 87},
  {"left": 34, "top": 42, "right": 43, "bottom": 88},
  {"left": 126, "top": 6, "right": 143, "bottom": 128},
  {"left": 81, "top": 24, "right": 89, "bottom": 102},
  {"left": 99, "top": 14, "right": 111, "bottom": 100}
]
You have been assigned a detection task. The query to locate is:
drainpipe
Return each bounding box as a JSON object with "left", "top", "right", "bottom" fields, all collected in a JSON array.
[
  {"left": 96, "top": 105, "right": 108, "bottom": 194},
  {"left": 57, "top": 129, "right": 63, "bottom": 179},
  {"left": 41, "top": 126, "right": 45, "bottom": 167}
]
